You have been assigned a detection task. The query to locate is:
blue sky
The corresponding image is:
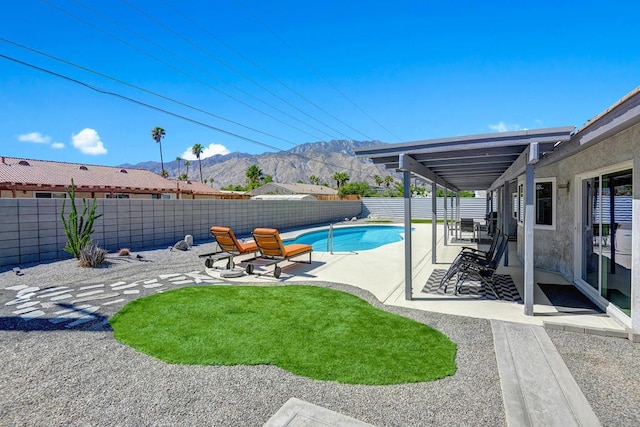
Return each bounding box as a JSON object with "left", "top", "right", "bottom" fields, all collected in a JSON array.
[{"left": 1, "top": 0, "right": 639, "bottom": 166}]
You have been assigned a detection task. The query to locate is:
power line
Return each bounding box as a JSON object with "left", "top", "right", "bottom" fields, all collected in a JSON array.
[
  {"left": 121, "top": 0, "right": 358, "bottom": 142},
  {"left": 43, "top": 0, "right": 329, "bottom": 142},
  {"left": 0, "top": 37, "right": 299, "bottom": 148},
  {"left": 235, "top": 0, "right": 404, "bottom": 142},
  {"left": 0, "top": 52, "right": 376, "bottom": 179},
  {"left": 160, "top": 0, "right": 377, "bottom": 142}
]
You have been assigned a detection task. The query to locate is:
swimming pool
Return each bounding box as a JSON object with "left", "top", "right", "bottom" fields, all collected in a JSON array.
[{"left": 285, "top": 225, "right": 405, "bottom": 252}]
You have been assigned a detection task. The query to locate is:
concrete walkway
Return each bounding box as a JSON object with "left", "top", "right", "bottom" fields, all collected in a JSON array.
[{"left": 492, "top": 321, "right": 601, "bottom": 427}]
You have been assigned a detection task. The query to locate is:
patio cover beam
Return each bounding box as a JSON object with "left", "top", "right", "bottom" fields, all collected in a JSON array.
[{"left": 398, "top": 154, "right": 458, "bottom": 192}]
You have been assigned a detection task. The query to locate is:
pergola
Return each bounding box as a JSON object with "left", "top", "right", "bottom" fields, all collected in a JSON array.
[{"left": 355, "top": 126, "right": 575, "bottom": 315}]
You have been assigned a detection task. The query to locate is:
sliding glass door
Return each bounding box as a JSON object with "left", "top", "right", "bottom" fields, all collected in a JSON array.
[{"left": 581, "top": 168, "right": 633, "bottom": 316}]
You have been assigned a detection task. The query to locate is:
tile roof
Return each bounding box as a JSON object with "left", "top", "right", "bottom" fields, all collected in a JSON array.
[{"left": 0, "top": 156, "right": 221, "bottom": 195}]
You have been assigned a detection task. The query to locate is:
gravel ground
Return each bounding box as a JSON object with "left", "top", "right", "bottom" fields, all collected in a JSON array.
[{"left": 0, "top": 244, "right": 637, "bottom": 426}]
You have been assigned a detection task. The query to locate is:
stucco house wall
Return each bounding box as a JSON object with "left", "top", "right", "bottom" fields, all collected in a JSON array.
[{"left": 516, "top": 121, "right": 640, "bottom": 281}]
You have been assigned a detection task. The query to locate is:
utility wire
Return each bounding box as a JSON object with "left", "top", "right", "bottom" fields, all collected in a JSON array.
[
  {"left": 0, "top": 37, "right": 299, "bottom": 148},
  {"left": 120, "top": 0, "right": 355, "bottom": 142},
  {"left": 43, "top": 0, "right": 328, "bottom": 142},
  {"left": 160, "top": 0, "right": 376, "bottom": 142},
  {"left": 235, "top": 0, "right": 403, "bottom": 142},
  {"left": 0, "top": 53, "right": 375, "bottom": 178}
]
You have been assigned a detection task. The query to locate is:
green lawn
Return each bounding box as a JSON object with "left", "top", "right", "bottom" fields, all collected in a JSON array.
[{"left": 109, "top": 285, "right": 457, "bottom": 385}]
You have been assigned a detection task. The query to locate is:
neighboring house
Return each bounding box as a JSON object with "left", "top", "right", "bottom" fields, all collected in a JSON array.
[
  {"left": 356, "top": 86, "right": 640, "bottom": 334},
  {"left": 250, "top": 182, "right": 338, "bottom": 196},
  {"left": 0, "top": 157, "right": 228, "bottom": 199}
]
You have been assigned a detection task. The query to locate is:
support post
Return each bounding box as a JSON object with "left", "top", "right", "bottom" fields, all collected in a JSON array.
[
  {"left": 443, "top": 186, "right": 448, "bottom": 246},
  {"left": 403, "top": 171, "right": 412, "bottom": 300},
  {"left": 502, "top": 184, "right": 510, "bottom": 266},
  {"left": 432, "top": 181, "right": 437, "bottom": 264},
  {"left": 524, "top": 143, "right": 539, "bottom": 316}
]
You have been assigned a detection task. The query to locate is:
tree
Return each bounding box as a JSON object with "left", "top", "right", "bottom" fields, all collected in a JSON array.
[
  {"left": 373, "top": 174, "right": 383, "bottom": 187},
  {"left": 245, "top": 164, "right": 263, "bottom": 189},
  {"left": 263, "top": 174, "right": 273, "bottom": 184},
  {"left": 208, "top": 177, "right": 215, "bottom": 187},
  {"left": 176, "top": 156, "right": 182, "bottom": 179},
  {"left": 384, "top": 175, "right": 394, "bottom": 188},
  {"left": 151, "top": 127, "right": 166, "bottom": 176},
  {"left": 332, "top": 172, "right": 350, "bottom": 188},
  {"left": 192, "top": 144, "right": 204, "bottom": 183},
  {"left": 309, "top": 175, "right": 320, "bottom": 185},
  {"left": 184, "top": 160, "right": 190, "bottom": 179},
  {"left": 338, "top": 181, "right": 372, "bottom": 197}
]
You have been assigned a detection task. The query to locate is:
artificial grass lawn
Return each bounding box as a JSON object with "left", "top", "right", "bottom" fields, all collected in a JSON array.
[{"left": 109, "top": 285, "right": 457, "bottom": 385}]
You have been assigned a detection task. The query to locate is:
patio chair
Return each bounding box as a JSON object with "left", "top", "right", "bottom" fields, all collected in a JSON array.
[
  {"left": 459, "top": 218, "right": 476, "bottom": 241},
  {"left": 244, "top": 228, "right": 313, "bottom": 278},
  {"left": 439, "top": 231, "right": 503, "bottom": 288},
  {"left": 200, "top": 226, "right": 258, "bottom": 269},
  {"left": 447, "top": 234, "right": 510, "bottom": 298}
]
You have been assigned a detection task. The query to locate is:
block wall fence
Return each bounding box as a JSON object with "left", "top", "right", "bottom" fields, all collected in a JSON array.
[{"left": 0, "top": 198, "right": 361, "bottom": 268}]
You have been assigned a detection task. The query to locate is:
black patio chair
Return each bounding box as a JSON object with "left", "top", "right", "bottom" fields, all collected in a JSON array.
[
  {"left": 439, "top": 230, "right": 503, "bottom": 288},
  {"left": 449, "top": 234, "right": 510, "bottom": 298}
]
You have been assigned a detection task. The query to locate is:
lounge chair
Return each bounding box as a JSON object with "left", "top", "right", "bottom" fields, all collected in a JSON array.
[
  {"left": 245, "top": 228, "right": 313, "bottom": 278},
  {"left": 439, "top": 231, "right": 503, "bottom": 288},
  {"left": 200, "top": 226, "right": 258, "bottom": 269},
  {"left": 443, "top": 234, "right": 509, "bottom": 298}
]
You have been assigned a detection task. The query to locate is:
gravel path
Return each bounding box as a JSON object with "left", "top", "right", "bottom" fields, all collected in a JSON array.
[{"left": 0, "top": 244, "right": 638, "bottom": 426}]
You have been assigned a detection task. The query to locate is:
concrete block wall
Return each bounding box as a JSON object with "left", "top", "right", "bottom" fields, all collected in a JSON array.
[{"left": 0, "top": 198, "right": 361, "bottom": 268}]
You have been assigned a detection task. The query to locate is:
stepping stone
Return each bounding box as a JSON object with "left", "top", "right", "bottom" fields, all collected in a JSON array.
[
  {"left": 49, "top": 306, "right": 101, "bottom": 323},
  {"left": 123, "top": 290, "right": 140, "bottom": 295},
  {"left": 17, "top": 287, "right": 40, "bottom": 297},
  {"left": 143, "top": 283, "right": 164, "bottom": 289},
  {"left": 6, "top": 285, "right": 28, "bottom": 291},
  {"left": 5, "top": 297, "right": 33, "bottom": 306},
  {"left": 13, "top": 306, "right": 41, "bottom": 315},
  {"left": 75, "top": 290, "right": 105, "bottom": 298},
  {"left": 143, "top": 279, "right": 158, "bottom": 284},
  {"left": 38, "top": 289, "right": 73, "bottom": 299},
  {"left": 109, "top": 281, "right": 127, "bottom": 287},
  {"left": 168, "top": 276, "right": 188, "bottom": 282},
  {"left": 172, "top": 279, "right": 194, "bottom": 285},
  {"left": 71, "top": 293, "right": 120, "bottom": 304},
  {"left": 50, "top": 294, "right": 73, "bottom": 301},
  {"left": 16, "top": 301, "right": 41, "bottom": 310},
  {"left": 40, "top": 302, "right": 56, "bottom": 309},
  {"left": 36, "top": 286, "right": 68, "bottom": 295},
  {"left": 159, "top": 273, "right": 181, "bottom": 279},
  {"left": 53, "top": 305, "right": 91, "bottom": 316},
  {"left": 79, "top": 284, "right": 105, "bottom": 290},
  {"left": 20, "top": 310, "right": 45, "bottom": 321},
  {"left": 66, "top": 315, "right": 97, "bottom": 328},
  {"left": 102, "top": 298, "right": 125, "bottom": 306},
  {"left": 111, "top": 283, "right": 140, "bottom": 291}
]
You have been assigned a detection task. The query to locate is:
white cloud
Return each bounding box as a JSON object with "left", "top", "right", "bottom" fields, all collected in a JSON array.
[
  {"left": 180, "top": 143, "right": 230, "bottom": 160},
  {"left": 18, "top": 132, "right": 51, "bottom": 143},
  {"left": 51, "top": 142, "right": 65, "bottom": 149},
  {"left": 71, "top": 128, "right": 107, "bottom": 155},
  {"left": 488, "top": 121, "right": 522, "bottom": 133}
]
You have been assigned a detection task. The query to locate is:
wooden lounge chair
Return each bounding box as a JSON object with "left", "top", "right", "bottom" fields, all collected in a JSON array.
[
  {"left": 245, "top": 228, "right": 313, "bottom": 278},
  {"left": 200, "top": 226, "right": 258, "bottom": 269}
]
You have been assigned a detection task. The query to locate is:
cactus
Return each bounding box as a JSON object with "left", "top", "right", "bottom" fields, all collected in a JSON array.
[{"left": 61, "top": 179, "right": 104, "bottom": 259}]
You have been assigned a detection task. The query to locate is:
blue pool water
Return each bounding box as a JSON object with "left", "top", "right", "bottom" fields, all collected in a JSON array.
[{"left": 285, "top": 225, "right": 405, "bottom": 252}]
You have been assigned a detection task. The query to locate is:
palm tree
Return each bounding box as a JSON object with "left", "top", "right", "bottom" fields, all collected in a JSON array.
[
  {"left": 151, "top": 127, "right": 166, "bottom": 175},
  {"left": 373, "top": 174, "right": 383, "bottom": 187},
  {"left": 192, "top": 144, "right": 204, "bottom": 183},
  {"left": 246, "top": 164, "right": 263, "bottom": 189},
  {"left": 332, "top": 172, "right": 350, "bottom": 188},
  {"left": 184, "top": 160, "right": 191, "bottom": 179},
  {"left": 384, "top": 175, "right": 394, "bottom": 188},
  {"left": 309, "top": 175, "right": 320, "bottom": 185},
  {"left": 175, "top": 156, "right": 182, "bottom": 179},
  {"left": 208, "top": 177, "right": 215, "bottom": 187}
]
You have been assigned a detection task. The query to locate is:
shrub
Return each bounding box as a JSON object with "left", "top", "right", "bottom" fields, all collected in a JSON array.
[{"left": 79, "top": 241, "right": 108, "bottom": 268}]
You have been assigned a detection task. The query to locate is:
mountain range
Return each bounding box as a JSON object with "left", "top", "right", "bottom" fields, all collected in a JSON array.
[{"left": 121, "top": 140, "right": 396, "bottom": 189}]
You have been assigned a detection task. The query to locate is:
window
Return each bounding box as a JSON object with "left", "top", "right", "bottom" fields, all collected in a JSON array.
[
  {"left": 516, "top": 177, "right": 556, "bottom": 229},
  {"left": 35, "top": 192, "right": 66, "bottom": 199},
  {"left": 106, "top": 193, "right": 130, "bottom": 199},
  {"left": 535, "top": 180, "right": 555, "bottom": 227}
]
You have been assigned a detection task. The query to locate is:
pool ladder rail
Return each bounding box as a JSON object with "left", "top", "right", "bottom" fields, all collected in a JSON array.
[{"left": 327, "top": 223, "right": 334, "bottom": 254}]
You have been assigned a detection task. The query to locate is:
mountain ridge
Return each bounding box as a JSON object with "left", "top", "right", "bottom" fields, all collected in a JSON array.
[{"left": 121, "top": 140, "right": 393, "bottom": 188}]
